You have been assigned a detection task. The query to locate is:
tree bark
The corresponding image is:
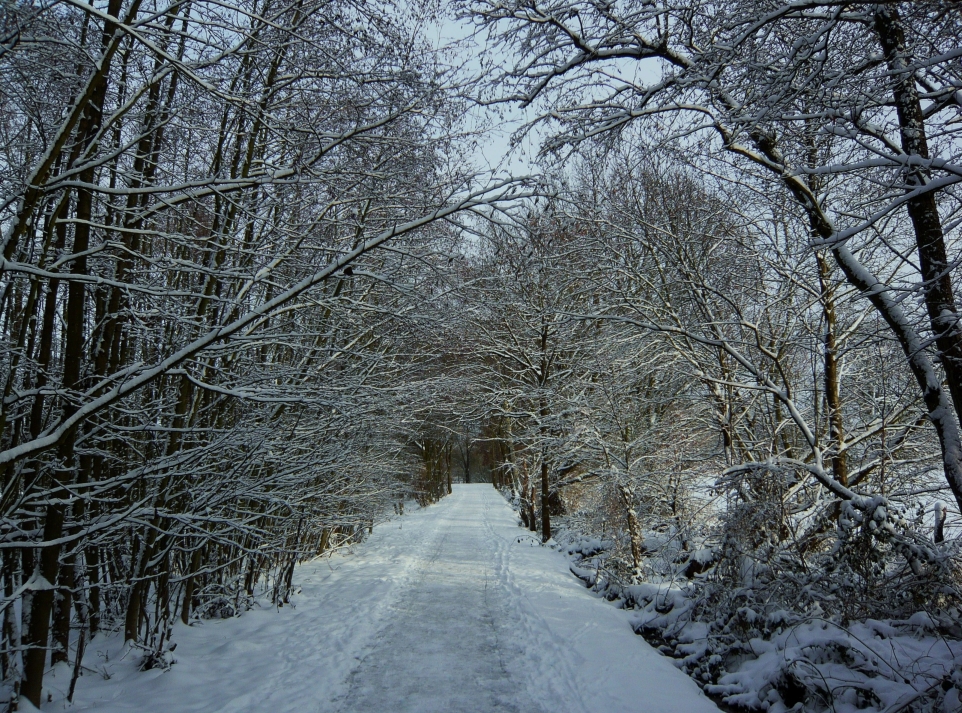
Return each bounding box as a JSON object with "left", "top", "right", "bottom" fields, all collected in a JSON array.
[
  {"left": 619, "top": 484, "right": 644, "bottom": 578},
  {"left": 816, "top": 252, "right": 848, "bottom": 486},
  {"left": 50, "top": 552, "right": 75, "bottom": 666},
  {"left": 873, "top": 5, "right": 962, "bottom": 422},
  {"left": 540, "top": 454, "right": 551, "bottom": 542},
  {"left": 180, "top": 546, "right": 204, "bottom": 625}
]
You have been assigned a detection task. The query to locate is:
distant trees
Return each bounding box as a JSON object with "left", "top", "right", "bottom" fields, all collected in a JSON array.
[{"left": 462, "top": 207, "right": 602, "bottom": 540}]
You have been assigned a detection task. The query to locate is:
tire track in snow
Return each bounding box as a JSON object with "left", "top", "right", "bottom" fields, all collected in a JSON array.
[
  {"left": 316, "top": 499, "right": 458, "bottom": 712},
  {"left": 479, "top": 490, "right": 592, "bottom": 713},
  {"left": 331, "top": 487, "right": 541, "bottom": 713}
]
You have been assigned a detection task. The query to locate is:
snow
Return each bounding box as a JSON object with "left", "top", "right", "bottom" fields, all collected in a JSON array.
[
  {"left": 704, "top": 619, "right": 962, "bottom": 713},
  {"left": 552, "top": 525, "right": 962, "bottom": 713},
  {"left": 61, "top": 485, "right": 719, "bottom": 712}
]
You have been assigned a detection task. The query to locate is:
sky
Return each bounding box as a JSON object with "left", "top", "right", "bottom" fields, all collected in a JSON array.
[
  {"left": 428, "top": 8, "right": 542, "bottom": 180},
  {"left": 426, "top": 5, "right": 665, "bottom": 183}
]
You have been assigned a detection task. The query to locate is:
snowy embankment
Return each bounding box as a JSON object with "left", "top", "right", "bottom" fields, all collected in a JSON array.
[
  {"left": 558, "top": 531, "right": 962, "bottom": 713},
  {"left": 55, "top": 485, "right": 718, "bottom": 713}
]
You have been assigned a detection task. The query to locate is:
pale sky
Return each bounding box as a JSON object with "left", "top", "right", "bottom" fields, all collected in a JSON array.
[
  {"left": 427, "top": 6, "right": 663, "bottom": 181},
  {"left": 430, "top": 8, "right": 542, "bottom": 180}
]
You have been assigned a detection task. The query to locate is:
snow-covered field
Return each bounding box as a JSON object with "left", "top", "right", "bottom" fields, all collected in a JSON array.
[{"left": 54, "top": 485, "right": 718, "bottom": 712}]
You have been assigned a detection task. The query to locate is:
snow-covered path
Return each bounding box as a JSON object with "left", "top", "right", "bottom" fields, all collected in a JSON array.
[{"left": 70, "top": 485, "right": 719, "bottom": 713}]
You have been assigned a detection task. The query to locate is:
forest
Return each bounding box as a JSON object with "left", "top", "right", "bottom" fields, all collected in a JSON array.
[{"left": 1, "top": 0, "right": 961, "bottom": 711}]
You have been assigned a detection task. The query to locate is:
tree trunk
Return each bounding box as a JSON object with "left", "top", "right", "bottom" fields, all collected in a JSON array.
[
  {"left": 19, "top": 0, "right": 129, "bottom": 698},
  {"left": 816, "top": 252, "right": 848, "bottom": 486},
  {"left": 21, "top": 498, "right": 66, "bottom": 706},
  {"left": 874, "top": 5, "right": 962, "bottom": 423},
  {"left": 86, "top": 545, "right": 101, "bottom": 635},
  {"left": 180, "top": 546, "right": 204, "bottom": 625},
  {"left": 50, "top": 552, "right": 75, "bottom": 667},
  {"left": 540, "top": 455, "right": 551, "bottom": 542},
  {"left": 619, "top": 484, "right": 644, "bottom": 578}
]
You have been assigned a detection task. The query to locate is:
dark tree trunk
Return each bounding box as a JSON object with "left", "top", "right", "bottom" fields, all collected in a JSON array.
[
  {"left": 180, "top": 546, "right": 204, "bottom": 625},
  {"left": 874, "top": 6, "right": 962, "bottom": 423},
  {"left": 50, "top": 552, "right": 75, "bottom": 666}
]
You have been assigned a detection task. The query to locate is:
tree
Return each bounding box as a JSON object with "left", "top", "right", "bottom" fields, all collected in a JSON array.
[
  {"left": 461, "top": 203, "right": 601, "bottom": 540},
  {"left": 0, "top": 0, "right": 525, "bottom": 703},
  {"left": 467, "top": 0, "right": 962, "bottom": 514}
]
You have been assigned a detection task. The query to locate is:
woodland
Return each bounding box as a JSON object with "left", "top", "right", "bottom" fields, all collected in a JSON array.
[{"left": 1, "top": 0, "right": 961, "bottom": 711}]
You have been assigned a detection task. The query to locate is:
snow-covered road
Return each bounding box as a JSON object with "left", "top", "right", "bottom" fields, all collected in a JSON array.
[{"left": 69, "top": 485, "right": 719, "bottom": 713}]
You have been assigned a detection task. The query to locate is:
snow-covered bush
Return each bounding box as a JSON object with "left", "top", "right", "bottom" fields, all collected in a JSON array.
[{"left": 551, "top": 483, "right": 962, "bottom": 713}]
